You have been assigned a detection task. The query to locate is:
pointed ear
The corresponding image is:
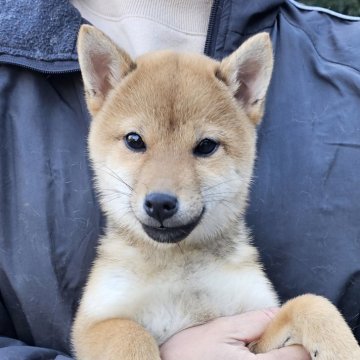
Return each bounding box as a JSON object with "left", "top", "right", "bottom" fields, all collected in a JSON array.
[
  {"left": 219, "top": 33, "right": 273, "bottom": 124},
  {"left": 77, "top": 25, "right": 136, "bottom": 115}
]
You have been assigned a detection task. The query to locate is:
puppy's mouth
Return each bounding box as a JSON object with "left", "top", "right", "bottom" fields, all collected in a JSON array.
[{"left": 142, "top": 209, "right": 205, "bottom": 244}]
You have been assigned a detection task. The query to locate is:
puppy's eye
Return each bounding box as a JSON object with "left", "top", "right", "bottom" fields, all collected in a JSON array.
[
  {"left": 124, "top": 132, "right": 146, "bottom": 152},
  {"left": 193, "top": 138, "right": 219, "bottom": 157}
]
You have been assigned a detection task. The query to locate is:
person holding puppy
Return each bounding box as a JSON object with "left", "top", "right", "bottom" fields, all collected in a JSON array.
[{"left": 0, "top": 1, "right": 359, "bottom": 359}]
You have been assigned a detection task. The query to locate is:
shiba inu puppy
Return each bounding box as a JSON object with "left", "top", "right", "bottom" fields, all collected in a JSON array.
[{"left": 72, "top": 25, "right": 360, "bottom": 360}]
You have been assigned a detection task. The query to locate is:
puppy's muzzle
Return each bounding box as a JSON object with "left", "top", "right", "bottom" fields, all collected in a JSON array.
[{"left": 141, "top": 193, "right": 204, "bottom": 243}]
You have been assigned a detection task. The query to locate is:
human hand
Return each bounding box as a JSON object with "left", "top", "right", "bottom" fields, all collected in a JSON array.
[{"left": 160, "top": 309, "right": 310, "bottom": 360}]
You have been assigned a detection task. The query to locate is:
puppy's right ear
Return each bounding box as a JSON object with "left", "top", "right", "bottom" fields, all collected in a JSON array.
[{"left": 77, "top": 25, "right": 136, "bottom": 115}]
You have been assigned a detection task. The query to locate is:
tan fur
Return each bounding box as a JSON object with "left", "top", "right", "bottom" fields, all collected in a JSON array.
[
  {"left": 73, "top": 318, "right": 160, "bottom": 360},
  {"left": 73, "top": 25, "right": 360, "bottom": 360}
]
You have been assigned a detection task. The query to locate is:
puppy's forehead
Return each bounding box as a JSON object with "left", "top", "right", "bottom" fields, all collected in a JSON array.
[
  {"left": 117, "top": 52, "right": 230, "bottom": 121},
  {"left": 105, "top": 51, "right": 245, "bottom": 144}
]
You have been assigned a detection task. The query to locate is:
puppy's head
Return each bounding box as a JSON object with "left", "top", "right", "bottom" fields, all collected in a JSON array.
[{"left": 78, "top": 25, "right": 273, "bottom": 246}]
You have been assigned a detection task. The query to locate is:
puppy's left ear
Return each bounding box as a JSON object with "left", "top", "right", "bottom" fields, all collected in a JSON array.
[
  {"left": 219, "top": 33, "right": 273, "bottom": 124},
  {"left": 77, "top": 25, "right": 136, "bottom": 116}
]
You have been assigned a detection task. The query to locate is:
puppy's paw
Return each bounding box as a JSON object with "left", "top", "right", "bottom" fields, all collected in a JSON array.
[
  {"left": 249, "top": 331, "right": 294, "bottom": 354},
  {"left": 73, "top": 318, "right": 161, "bottom": 360},
  {"left": 117, "top": 346, "right": 161, "bottom": 360},
  {"left": 251, "top": 294, "right": 360, "bottom": 360}
]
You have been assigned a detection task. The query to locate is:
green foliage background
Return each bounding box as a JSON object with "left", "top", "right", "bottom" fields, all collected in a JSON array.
[{"left": 301, "top": 0, "right": 360, "bottom": 16}]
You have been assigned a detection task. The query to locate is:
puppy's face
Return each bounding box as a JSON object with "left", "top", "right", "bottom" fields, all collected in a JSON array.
[{"left": 78, "top": 26, "right": 273, "bottom": 245}]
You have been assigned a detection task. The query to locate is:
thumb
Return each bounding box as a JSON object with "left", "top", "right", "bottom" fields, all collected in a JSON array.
[
  {"left": 256, "top": 345, "right": 311, "bottom": 360},
  {"left": 230, "top": 308, "right": 279, "bottom": 343}
]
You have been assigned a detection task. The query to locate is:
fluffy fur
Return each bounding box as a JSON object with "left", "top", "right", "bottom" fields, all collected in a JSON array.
[{"left": 72, "top": 25, "right": 360, "bottom": 360}]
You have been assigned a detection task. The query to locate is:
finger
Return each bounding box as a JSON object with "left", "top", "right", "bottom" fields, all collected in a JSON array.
[
  {"left": 256, "top": 345, "right": 311, "bottom": 360},
  {"left": 229, "top": 308, "right": 280, "bottom": 342}
]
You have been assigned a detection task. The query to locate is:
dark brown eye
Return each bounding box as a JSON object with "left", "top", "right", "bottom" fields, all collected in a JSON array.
[
  {"left": 124, "top": 132, "right": 146, "bottom": 152},
  {"left": 193, "top": 138, "right": 219, "bottom": 157}
]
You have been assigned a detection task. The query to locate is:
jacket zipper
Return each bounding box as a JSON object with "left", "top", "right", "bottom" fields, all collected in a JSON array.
[
  {"left": 204, "top": 0, "right": 221, "bottom": 57},
  {"left": 0, "top": 55, "right": 80, "bottom": 74}
]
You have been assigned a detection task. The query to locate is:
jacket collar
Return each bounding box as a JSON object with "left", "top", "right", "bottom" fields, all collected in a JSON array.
[
  {"left": 206, "top": 0, "right": 285, "bottom": 59},
  {"left": 228, "top": 0, "right": 285, "bottom": 35},
  {"left": 0, "top": 0, "right": 82, "bottom": 72},
  {"left": 0, "top": 0, "right": 285, "bottom": 72}
]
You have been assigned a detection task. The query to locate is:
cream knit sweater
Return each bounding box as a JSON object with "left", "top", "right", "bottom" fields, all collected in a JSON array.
[{"left": 71, "top": 0, "right": 213, "bottom": 58}]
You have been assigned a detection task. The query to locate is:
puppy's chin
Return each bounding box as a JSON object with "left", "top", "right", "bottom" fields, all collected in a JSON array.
[{"left": 142, "top": 223, "right": 196, "bottom": 244}]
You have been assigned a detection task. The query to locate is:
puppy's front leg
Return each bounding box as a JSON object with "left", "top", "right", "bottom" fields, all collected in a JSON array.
[
  {"left": 251, "top": 294, "right": 360, "bottom": 360},
  {"left": 73, "top": 318, "right": 160, "bottom": 360}
]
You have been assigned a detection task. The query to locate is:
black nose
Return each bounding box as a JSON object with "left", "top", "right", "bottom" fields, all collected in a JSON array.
[{"left": 144, "top": 193, "right": 178, "bottom": 222}]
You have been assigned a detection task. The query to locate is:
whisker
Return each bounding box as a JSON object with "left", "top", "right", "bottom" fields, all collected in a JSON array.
[
  {"left": 101, "top": 196, "right": 132, "bottom": 207},
  {"left": 204, "top": 191, "right": 239, "bottom": 198},
  {"left": 203, "top": 197, "right": 235, "bottom": 203},
  {"left": 100, "top": 188, "right": 131, "bottom": 197},
  {"left": 177, "top": 243, "right": 184, "bottom": 255},
  {"left": 202, "top": 179, "right": 237, "bottom": 192},
  {"left": 100, "top": 165, "right": 134, "bottom": 192},
  {"left": 203, "top": 199, "right": 236, "bottom": 212},
  {"left": 204, "top": 192, "right": 239, "bottom": 200}
]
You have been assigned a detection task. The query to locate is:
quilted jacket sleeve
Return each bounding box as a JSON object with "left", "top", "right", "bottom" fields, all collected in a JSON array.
[{"left": 0, "top": 297, "right": 72, "bottom": 359}]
